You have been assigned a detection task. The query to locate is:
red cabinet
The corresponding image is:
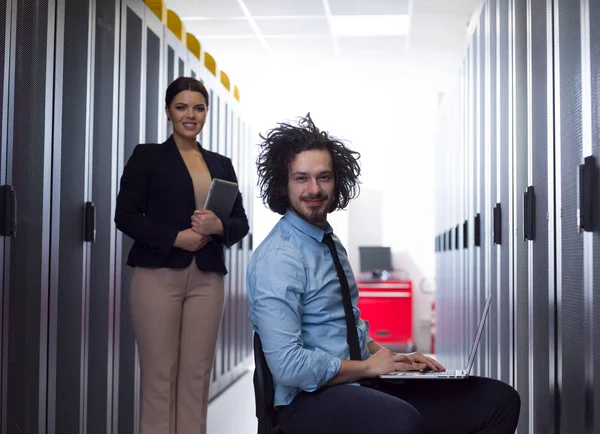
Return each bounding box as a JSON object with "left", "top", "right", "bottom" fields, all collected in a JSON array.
[{"left": 357, "top": 280, "right": 413, "bottom": 351}]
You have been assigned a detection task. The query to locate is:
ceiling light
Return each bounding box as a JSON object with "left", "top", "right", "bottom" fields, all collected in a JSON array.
[{"left": 329, "top": 15, "right": 410, "bottom": 37}]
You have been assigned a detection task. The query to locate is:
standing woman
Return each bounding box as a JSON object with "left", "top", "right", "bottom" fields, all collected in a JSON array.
[{"left": 114, "top": 77, "right": 249, "bottom": 434}]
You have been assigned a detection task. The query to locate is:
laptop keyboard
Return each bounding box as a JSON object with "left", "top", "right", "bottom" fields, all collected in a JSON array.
[
  {"left": 384, "top": 369, "right": 463, "bottom": 377},
  {"left": 423, "top": 370, "right": 461, "bottom": 376}
]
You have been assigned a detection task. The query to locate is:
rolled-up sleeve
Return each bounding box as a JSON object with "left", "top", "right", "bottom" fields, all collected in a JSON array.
[
  {"left": 248, "top": 248, "right": 341, "bottom": 392},
  {"left": 356, "top": 314, "right": 374, "bottom": 359}
]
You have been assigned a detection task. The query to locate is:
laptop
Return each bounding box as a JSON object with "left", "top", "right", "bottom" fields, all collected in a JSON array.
[{"left": 379, "top": 296, "right": 492, "bottom": 380}]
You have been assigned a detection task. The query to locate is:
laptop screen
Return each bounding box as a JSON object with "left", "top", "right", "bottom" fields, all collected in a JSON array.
[{"left": 465, "top": 296, "right": 492, "bottom": 374}]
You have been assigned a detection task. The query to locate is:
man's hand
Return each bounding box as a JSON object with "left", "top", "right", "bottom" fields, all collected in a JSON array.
[
  {"left": 191, "top": 210, "right": 224, "bottom": 236},
  {"left": 404, "top": 352, "right": 445, "bottom": 372},
  {"left": 174, "top": 228, "right": 211, "bottom": 252},
  {"left": 364, "top": 348, "right": 417, "bottom": 377},
  {"left": 364, "top": 348, "right": 445, "bottom": 377}
]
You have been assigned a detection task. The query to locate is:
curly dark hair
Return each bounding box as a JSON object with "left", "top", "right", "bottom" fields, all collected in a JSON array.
[{"left": 256, "top": 113, "right": 361, "bottom": 215}]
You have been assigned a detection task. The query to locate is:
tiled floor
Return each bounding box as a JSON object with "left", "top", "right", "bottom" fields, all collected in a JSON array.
[{"left": 207, "top": 367, "right": 257, "bottom": 434}]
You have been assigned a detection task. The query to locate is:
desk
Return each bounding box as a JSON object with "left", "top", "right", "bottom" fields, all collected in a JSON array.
[{"left": 356, "top": 280, "right": 413, "bottom": 352}]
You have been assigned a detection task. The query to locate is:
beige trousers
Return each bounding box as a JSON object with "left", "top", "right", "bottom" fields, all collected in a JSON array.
[{"left": 130, "top": 262, "right": 224, "bottom": 434}]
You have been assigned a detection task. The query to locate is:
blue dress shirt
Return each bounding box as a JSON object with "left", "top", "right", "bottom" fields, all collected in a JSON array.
[{"left": 247, "top": 209, "right": 373, "bottom": 406}]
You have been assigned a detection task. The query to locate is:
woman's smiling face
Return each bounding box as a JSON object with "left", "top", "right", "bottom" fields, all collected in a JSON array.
[{"left": 165, "top": 90, "right": 208, "bottom": 141}]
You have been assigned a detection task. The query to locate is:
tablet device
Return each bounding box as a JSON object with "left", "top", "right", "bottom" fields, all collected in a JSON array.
[{"left": 203, "top": 178, "right": 239, "bottom": 220}]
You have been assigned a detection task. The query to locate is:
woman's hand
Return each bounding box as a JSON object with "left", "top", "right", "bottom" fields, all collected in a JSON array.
[
  {"left": 191, "top": 210, "right": 224, "bottom": 236},
  {"left": 173, "top": 228, "right": 211, "bottom": 252}
]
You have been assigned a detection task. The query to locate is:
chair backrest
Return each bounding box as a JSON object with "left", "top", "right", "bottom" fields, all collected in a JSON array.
[{"left": 253, "top": 332, "right": 280, "bottom": 434}]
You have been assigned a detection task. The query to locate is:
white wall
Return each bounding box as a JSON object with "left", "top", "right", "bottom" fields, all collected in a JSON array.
[
  {"left": 348, "top": 188, "right": 383, "bottom": 272},
  {"left": 245, "top": 69, "right": 437, "bottom": 265}
]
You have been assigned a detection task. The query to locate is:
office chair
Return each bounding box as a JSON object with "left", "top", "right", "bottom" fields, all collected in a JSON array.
[{"left": 253, "top": 332, "right": 284, "bottom": 434}]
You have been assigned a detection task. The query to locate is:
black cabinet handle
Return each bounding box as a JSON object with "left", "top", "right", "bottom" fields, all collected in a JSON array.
[
  {"left": 455, "top": 225, "right": 459, "bottom": 250},
  {"left": 0, "top": 185, "right": 17, "bottom": 237},
  {"left": 463, "top": 220, "right": 468, "bottom": 249},
  {"left": 448, "top": 229, "right": 453, "bottom": 251},
  {"left": 578, "top": 156, "right": 598, "bottom": 232},
  {"left": 84, "top": 201, "right": 96, "bottom": 242},
  {"left": 435, "top": 235, "right": 439, "bottom": 252},
  {"left": 493, "top": 203, "right": 502, "bottom": 245},
  {"left": 523, "top": 186, "right": 535, "bottom": 241},
  {"left": 474, "top": 213, "right": 481, "bottom": 247},
  {"left": 249, "top": 233, "right": 253, "bottom": 250}
]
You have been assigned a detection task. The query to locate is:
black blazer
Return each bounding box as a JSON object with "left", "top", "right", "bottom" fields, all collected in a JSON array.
[{"left": 114, "top": 136, "right": 249, "bottom": 274}]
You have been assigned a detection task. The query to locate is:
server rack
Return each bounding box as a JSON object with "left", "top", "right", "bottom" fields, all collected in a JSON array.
[
  {"left": 436, "top": 0, "right": 600, "bottom": 432},
  {"left": 0, "top": 1, "right": 254, "bottom": 432}
]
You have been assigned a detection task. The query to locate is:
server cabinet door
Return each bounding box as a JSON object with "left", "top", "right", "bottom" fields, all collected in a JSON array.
[
  {"left": 590, "top": 1, "right": 600, "bottom": 431},
  {"left": 216, "top": 94, "right": 225, "bottom": 155},
  {"left": 466, "top": 37, "right": 477, "bottom": 368},
  {"left": 457, "top": 67, "right": 467, "bottom": 370},
  {"left": 527, "top": 0, "right": 556, "bottom": 432},
  {"left": 496, "top": 0, "right": 513, "bottom": 387},
  {"left": 469, "top": 24, "right": 480, "bottom": 374},
  {"left": 554, "top": 1, "right": 586, "bottom": 433},
  {"left": 3, "top": 1, "right": 57, "bottom": 433},
  {"left": 512, "top": 0, "right": 531, "bottom": 430},
  {"left": 145, "top": 11, "right": 164, "bottom": 145},
  {"left": 164, "top": 22, "right": 187, "bottom": 137},
  {"left": 449, "top": 88, "right": 459, "bottom": 369},
  {"left": 164, "top": 24, "right": 186, "bottom": 86},
  {"left": 486, "top": 0, "right": 499, "bottom": 381},
  {"left": 453, "top": 86, "right": 462, "bottom": 369},
  {"left": 474, "top": 9, "right": 486, "bottom": 377},
  {"left": 214, "top": 97, "right": 233, "bottom": 392},
  {"left": 88, "top": 0, "right": 120, "bottom": 432},
  {"left": 0, "top": 0, "right": 11, "bottom": 429},
  {"left": 52, "top": 0, "right": 94, "bottom": 432},
  {"left": 116, "top": 1, "right": 146, "bottom": 432},
  {"left": 219, "top": 106, "right": 247, "bottom": 390},
  {"left": 434, "top": 106, "right": 448, "bottom": 361},
  {"left": 204, "top": 86, "right": 215, "bottom": 151},
  {"left": 233, "top": 113, "right": 251, "bottom": 369},
  {"left": 242, "top": 121, "right": 253, "bottom": 359},
  {"left": 186, "top": 55, "right": 206, "bottom": 144},
  {"left": 460, "top": 56, "right": 470, "bottom": 370}
]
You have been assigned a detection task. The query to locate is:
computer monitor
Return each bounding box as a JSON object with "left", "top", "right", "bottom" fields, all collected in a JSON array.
[{"left": 359, "top": 246, "right": 393, "bottom": 279}]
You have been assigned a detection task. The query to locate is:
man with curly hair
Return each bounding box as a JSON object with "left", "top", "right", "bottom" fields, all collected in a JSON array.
[{"left": 247, "top": 114, "right": 520, "bottom": 434}]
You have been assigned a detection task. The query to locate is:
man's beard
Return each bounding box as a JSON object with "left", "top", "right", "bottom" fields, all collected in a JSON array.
[{"left": 290, "top": 194, "right": 331, "bottom": 226}]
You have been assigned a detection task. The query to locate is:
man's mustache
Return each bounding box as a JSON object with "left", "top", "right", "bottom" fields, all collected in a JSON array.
[{"left": 301, "top": 194, "right": 328, "bottom": 201}]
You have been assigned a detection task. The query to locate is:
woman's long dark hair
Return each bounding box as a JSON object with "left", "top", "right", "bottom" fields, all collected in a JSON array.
[
  {"left": 256, "top": 113, "right": 361, "bottom": 215},
  {"left": 165, "top": 76, "right": 209, "bottom": 108}
]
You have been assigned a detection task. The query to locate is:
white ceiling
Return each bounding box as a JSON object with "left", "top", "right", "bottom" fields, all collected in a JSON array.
[{"left": 169, "top": 0, "right": 478, "bottom": 92}]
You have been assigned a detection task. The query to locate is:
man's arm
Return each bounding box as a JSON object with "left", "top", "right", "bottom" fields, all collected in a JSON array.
[
  {"left": 325, "top": 360, "right": 369, "bottom": 385},
  {"left": 368, "top": 340, "right": 383, "bottom": 355},
  {"left": 325, "top": 347, "right": 433, "bottom": 385},
  {"left": 248, "top": 248, "right": 341, "bottom": 392}
]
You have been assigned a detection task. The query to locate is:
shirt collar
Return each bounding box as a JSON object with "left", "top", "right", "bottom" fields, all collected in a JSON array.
[{"left": 284, "top": 209, "right": 333, "bottom": 242}]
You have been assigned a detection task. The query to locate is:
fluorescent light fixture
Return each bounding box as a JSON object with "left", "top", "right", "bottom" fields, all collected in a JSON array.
[
  {"left": 182, "top": 15, "right": 326, "bottom": 21},
  {"left": 330, "top": 15, "right": 410, "bottom": 37}
]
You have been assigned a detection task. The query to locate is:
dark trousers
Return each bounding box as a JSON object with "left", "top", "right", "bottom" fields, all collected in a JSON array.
[{"left": 277, "top": 376, "right": 521, "bottom": 434}]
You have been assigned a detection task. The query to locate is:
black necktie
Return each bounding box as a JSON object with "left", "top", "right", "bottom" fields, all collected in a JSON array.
[{"left": 322, "top": 232, "right": 362, "bottom": 361}]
